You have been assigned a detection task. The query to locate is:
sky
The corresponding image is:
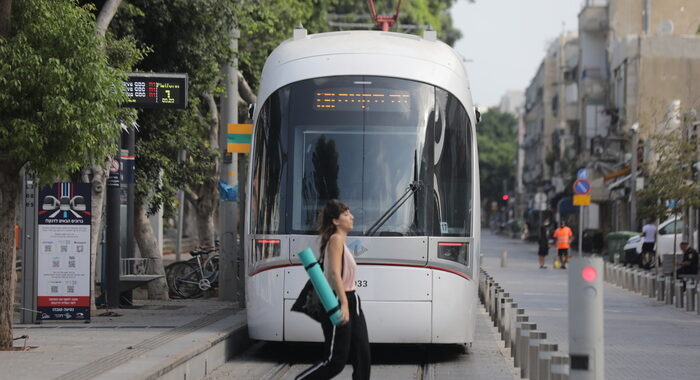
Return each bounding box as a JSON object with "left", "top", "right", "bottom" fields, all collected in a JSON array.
[{"left": 450, "top": 0, "right": 583, "bottom": 107}]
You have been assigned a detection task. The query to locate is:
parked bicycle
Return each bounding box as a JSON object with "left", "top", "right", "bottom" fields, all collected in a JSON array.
[{"left": 166, "top": 245, "right": 219, "bottom": 299}]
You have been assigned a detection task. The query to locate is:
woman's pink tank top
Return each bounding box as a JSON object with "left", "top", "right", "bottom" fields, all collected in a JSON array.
[{"left": 324, "top": 244, "right": 357, "bottom": 291}]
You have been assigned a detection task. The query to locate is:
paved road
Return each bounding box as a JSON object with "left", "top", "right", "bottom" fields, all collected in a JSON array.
[{"left": 481, "top": 229, "right": 700, "bottom": 380}]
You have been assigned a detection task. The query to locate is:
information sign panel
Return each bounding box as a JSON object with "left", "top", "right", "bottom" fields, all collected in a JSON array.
[
  {"left": 573, "top": 194, "right": 591, "bottom": 206},
  {"left": 37, "top": 183, "right": 91, "bottom": 321},
  {"left": 123, "top": 73, "right": 188, "bottom": 109}
]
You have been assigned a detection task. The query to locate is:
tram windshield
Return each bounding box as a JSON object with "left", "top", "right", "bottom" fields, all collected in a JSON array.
[{"left": 250, "top": 76, "right": 473, "bottom": 237}]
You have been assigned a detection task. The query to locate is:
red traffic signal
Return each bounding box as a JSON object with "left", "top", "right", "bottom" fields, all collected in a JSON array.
[
  {"left": 581, "top": 266, "right": 597, "bottom": 282},
  {"left": 501, "top": 194, "right": 510, "bottom": 201}
]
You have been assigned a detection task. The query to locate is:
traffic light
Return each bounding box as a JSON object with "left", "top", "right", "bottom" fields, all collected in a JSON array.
[
  {"left": 568, "top": 257, "right": 604, "bottom": 378},
  {"left": 501, "top": 194, "right": 510, "bottom": 201}
]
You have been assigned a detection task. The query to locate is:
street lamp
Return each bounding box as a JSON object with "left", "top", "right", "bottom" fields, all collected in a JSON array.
[{"left": 630, "top": 122, "right": 639, "bottom": 231}]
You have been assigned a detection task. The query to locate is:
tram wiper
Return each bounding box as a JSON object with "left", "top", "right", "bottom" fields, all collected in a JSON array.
[{"left": 365, "top": 180, "right": 423, "bottom": 236}]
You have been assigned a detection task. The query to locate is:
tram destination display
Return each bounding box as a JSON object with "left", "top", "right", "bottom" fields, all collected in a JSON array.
[
  {"left": 123, "top": 73, "right": 188, "bottom": 109},
  {"left": 314, "top": 88, "right": 410, "bottom": 112}
]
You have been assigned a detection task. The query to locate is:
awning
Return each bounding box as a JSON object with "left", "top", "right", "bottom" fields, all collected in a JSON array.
[
  {"left": 604, "top": 167, "right": 630, "bottom": 181},
  {"left": 607, "top": 174, "right": 631, "bottom": 190}
]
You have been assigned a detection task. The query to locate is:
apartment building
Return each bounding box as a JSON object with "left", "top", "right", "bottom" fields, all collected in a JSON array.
[{"left": 519, "top": 0, "right": 700, "bottom": 239}]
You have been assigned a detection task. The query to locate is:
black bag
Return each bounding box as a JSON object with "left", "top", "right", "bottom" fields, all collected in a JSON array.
[
  {"left": 291, "top": 279, "right": 326, "bottom": 323},
  {"left": 290, "top": 253, "right": 342, "bottom": 323}
]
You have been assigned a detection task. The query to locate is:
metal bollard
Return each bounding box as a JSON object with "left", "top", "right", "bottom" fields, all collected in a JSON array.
[
  {"left": 505, "top": 304, "right": 520, "bottom": 348},
  {"left": 640, "top": 272, "right": 648, "bottom": 296},
  {"left": 648, "top": 274, "right": 657, "bottom": 298},
  {"left": 635, "top": 270, "right": 643, "bottom": 293},
  {"left": 538, "top": 343, "right": 558, "bottom": 380},
  {"left": 665, "top": 276, "right": 673, "bottom": 305},
  {"left": 686, "top": 280, "right": 695, "bottom": 312},
  {"left": 550, "top": 355, "right": 569, "bottom": 380},
  {"left": 480, "top": 253, "right": 484, "bottom": 268},
  {"left": 500, "top": 297, "right": 512, "bottom": 336},
  {"left": 613, "top": 253, "right": 620, "bottom": 265},
  {"left": 512, "top": 314, "right": 529, "bottom": 363},
  {"left": 616, "top": 265, "right": 623, "bottom": 287},
  {"left": 697, "top": 281, "right": 700, "bottom": 316},
  {"left": 528, "top": 331, "right": 547, "bottom": 380},
  {"left": 501, "top": 250, "right": 508, "bottom": 267},
  {"left": 657, "top": 276, "right": 665, "bottom": 302},
  {"left": 674, "top": 280, "right": 684, "bottom": 308},
  {"left": 518, "top": 322, "right": 537, "bottom": 378}
]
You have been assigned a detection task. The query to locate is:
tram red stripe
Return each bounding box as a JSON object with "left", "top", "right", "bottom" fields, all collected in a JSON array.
[{"left": 248, "top": 262, "right": 471, "bottom": 280}]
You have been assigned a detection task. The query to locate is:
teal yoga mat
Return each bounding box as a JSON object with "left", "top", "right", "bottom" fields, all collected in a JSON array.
[{"left": 298, "top": 248, "right": 343, "bottom": 325}]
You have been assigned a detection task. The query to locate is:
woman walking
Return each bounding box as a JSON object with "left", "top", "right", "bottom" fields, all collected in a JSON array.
[{"left": 296, "top": 199, "right": 371, "bottom": 380}]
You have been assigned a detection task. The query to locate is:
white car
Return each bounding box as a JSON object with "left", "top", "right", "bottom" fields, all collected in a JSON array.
[{"left": 623, "top": 218, "right": 696, "bottom": 265}]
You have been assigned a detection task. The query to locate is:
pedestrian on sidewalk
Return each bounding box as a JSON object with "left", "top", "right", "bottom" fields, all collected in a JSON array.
[
  {"left": 676, "top": 241, "right": 699, "bottom": 276},
  {"left": 553, "top": 221, "right": 573, "bottom": 269},
  {"left": 537, "top": 218, "right": 552, "bottom": 269},
  {"left": 640, "top": 217, "right": 657, "bottom": 269},
  {"left": 296, "top": 200, "right": 371, "bottom": 380}
]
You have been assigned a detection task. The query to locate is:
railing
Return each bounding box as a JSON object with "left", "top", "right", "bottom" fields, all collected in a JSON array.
[{"left": 120, "top": 257, "right": 156, "bottom": 276}]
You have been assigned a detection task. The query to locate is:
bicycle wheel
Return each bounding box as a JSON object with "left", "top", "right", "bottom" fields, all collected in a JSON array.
[
  {"left": 203, "top": 254, "right": 220, "bottom": 286},
  {"left": 165, "top": 262, "right": 190, "bottom": 298},
  {"left": 172, "top": 262, "right": 203, "bottom": 299}
]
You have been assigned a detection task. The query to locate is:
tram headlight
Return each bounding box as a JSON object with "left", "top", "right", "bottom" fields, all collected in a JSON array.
[{"left": 437, "top": 242, "right": 468, "bottom": 265}]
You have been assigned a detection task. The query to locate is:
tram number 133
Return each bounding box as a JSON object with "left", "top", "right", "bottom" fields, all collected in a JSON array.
[{"left": 355, "top": 280, "right": 368, "bottom": 288}]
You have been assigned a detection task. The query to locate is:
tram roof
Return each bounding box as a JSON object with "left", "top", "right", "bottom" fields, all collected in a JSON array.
[{"left": 255, "top": 30, "right": 475, "bottom": 121}]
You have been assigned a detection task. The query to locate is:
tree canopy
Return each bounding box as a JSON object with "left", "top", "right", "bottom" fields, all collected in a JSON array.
[
  {"left": 476, "top": 109, "right": 518, "bottom": 201},
  {"left": 0, "top": 0, "right": 129, "bottom": 183}
]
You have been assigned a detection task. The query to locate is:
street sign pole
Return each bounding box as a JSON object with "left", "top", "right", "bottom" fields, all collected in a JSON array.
[
  {"left": 573, "top": 178, "right": 591, "bottom": 257},
  {"left": 579, "top": 206, "right": 584, "bottom": 257}
]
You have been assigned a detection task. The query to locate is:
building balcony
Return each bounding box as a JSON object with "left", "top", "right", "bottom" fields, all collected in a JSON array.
[
  {"left": 579, "top": 5, "right": 608, "bottom": 34},
  {"left": 565, "top": 104, "right": 579, "bottom": 122}
]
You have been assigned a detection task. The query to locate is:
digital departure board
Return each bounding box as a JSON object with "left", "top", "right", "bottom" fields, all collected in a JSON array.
[
  {"left": 123, "top": 73, "right": 188, "bottom": 109},
  {"left": 314, "top": 89, "right": 411, "bottom": 112}
]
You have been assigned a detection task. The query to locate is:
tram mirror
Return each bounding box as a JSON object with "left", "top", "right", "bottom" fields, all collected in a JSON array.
[{"left": 475, "top": 107, "right": 481, "bottom": 124}]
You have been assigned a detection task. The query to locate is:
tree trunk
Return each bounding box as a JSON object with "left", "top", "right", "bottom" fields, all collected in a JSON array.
[
  {"left": 134, "top": 199, "right": 169, "bottom": 300},
  {"left": 194, "top": 179, "right": 218, "bottom": 246},
  {"left": 0, "top": 166, "right": 20, "bottom": 348},
  {"left": 0, "top": 0, "right": 12, "bottom": 38},
  {"left": 95, "top": 0, "right": 122, "bottom": 38},
  {"left": 88, "top": 162, "right": 108, "bottom": 314}
]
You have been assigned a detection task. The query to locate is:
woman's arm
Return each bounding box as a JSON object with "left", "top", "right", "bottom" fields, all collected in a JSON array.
[{"left": 327, "top": 235, "right": 350, "bottom": 324}]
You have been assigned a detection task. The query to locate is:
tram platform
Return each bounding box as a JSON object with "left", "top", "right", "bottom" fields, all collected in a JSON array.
[
  {"left": 2, "top": 299, "right": 249, "bottom": 380},
  {"left": 481, "top": 229, "right": 700, "bottom": 380}
]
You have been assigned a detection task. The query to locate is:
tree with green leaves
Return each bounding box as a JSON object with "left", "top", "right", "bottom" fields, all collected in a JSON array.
[
  {"left": 637, "top": 117, "right": 700, "bottom": 229},
  {"left": 0, "top": 0, "right": 131, "bottom": 348},
  {"left": 476, "top": 109, "right": 518, "bottom": 202}
]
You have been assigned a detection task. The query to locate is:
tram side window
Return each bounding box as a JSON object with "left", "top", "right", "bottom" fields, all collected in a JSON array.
[
  {"left": 250, "top": 92, "right": 287, "bottom": 235},
  {"left": 433, "top": 88, "right": 472, "bottom": 237}
]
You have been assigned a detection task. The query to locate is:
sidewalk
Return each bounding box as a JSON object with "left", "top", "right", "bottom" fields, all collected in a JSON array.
[
  {"left": 481, "top": 229, "right": 700, "bottom": 379},
  {"left": 2, "top": 299, "right": 249, "bottom": 380}
]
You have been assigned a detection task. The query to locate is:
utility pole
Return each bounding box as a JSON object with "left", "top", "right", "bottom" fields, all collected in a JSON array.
[
  {"left": 630, "top": 122, "right": 639, "bottom": 231},
  {"left": 219, "top": 29, "right": 241, "bottom": 304}
]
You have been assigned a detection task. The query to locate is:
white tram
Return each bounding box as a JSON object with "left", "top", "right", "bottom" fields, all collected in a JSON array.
[{"left": 244, "top": 27, "right": 481, "bottom": 346}]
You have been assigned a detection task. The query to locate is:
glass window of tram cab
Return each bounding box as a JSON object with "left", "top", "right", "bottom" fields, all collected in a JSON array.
[{"left": 248, "top": 75, "right": 476, "bottom": 344}]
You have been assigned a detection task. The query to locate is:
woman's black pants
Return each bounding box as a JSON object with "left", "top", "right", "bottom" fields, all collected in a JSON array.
[{"left": 296, "top": 291, "right": 371, "bottom": 380}]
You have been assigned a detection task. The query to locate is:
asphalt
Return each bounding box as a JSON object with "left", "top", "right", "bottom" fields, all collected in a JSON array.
[
  {"left": 481, "top": 229, "right": 700, "bottom": 380},
  {"left": 3, "top": 298, "right": 249, "bottom": 380}
]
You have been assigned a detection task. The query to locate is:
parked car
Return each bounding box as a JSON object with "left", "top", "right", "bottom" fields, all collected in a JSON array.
[{"left": 623, "top": 218, "right": 697, "bottom": 266}]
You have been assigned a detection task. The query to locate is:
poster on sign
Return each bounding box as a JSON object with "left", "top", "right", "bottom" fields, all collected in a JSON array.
[{"left": 36, "top": 183, "right": 91, "bottom": 321}]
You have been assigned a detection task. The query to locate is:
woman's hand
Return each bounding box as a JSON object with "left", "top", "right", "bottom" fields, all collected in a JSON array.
[{"left": 340, "top": 303, "right": 350, "bottom": 325}]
